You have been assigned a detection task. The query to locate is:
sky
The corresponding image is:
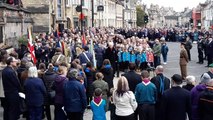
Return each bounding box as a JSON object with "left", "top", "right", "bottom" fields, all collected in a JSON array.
[{"left": 141, "top": 0, "right": 206, "bottom": 12}]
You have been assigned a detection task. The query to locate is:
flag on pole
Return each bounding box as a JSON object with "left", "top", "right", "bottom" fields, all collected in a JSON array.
[
  {"left": 89, "top": 32, "right": 96, "bottom": 69},
  {"left": 82, "top": 31, "right": 87, "bottom": 46},
  {"left": 27, "top": 27, "right": 37, "bottom": 64}
]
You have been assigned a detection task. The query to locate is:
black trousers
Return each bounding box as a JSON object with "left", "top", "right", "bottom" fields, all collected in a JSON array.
[
  {"left": 4, "top": 93, "right": 21, "bottom": 120},
  {"left": 44, "top": 105, "right": 51, "bottom": 120},
  {"left": 186, "top": 49, "right": 191, "bottom": 61},
  {"left": 67, "top": 112, "right": 83, "bottom": 120},
  {"left": 207, "top": 54, "right": 213, "bottom": 66},
  {"left": 198, "top": 49, "right": 203, "bottom": 63},
  {"left": 110, "top": 103, "right": 116, "bottom": 120},
  {"left": 138, "top": 104, "right": 155, "bottom": 120},
  {"left": 116, "top": 113, "right": 135, "bottom": 120}
]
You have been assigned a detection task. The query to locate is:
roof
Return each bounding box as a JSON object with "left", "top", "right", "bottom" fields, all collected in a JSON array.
[
  {"left": 165, "top": 16, "right": 179, "bottom": 20},
  {"left": 0, "top": 3, "right": 30, "bottom": 13}
]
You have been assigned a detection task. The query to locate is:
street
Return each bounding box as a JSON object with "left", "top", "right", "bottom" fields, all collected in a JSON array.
[{"left": 0, "top": 42, "right": 208, "bottom": 120}]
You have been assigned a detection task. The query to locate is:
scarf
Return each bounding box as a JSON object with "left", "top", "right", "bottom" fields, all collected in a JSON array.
[{"left": 94, "top": 96, "right": 102, "bottom": 105}]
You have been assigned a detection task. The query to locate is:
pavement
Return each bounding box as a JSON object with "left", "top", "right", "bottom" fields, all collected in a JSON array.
[{"left": 0, "top": 42, "right": 208, "bottom": 120}]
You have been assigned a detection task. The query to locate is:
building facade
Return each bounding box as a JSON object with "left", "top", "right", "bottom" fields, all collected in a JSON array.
[
  {"left": 22, "top": 0, "right": 66, "bottom": 33},
  {"left": 0, "top": 3, "right": 33, "bottom": 47}
]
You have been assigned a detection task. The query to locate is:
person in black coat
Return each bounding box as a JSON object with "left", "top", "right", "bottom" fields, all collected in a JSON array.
[
  {"left": 150, "top": 65, "right": 170, "bottom": 120},
  {"left": 161, "top": 74, "right": 191, "bottom": 120},
  {"left": 94, "top": 43, "right": 105, "bottom": 70},
  {"left": 185, "top": 36, "right": 193, "bottom": 61},
  {"left": 182, "top": 75, "right": 195, "bottom": 91},
  {"left": 2, "top": 57, "right": 22, "bottom": 120},
  {"left": 122, "top": 63, "right": 141, "bottom": 92},
  {"left": 198, "top": 79, "right": 213, "bottom": 120},
  {"left": 206, "top": 37, "right": 213, "bottom": 67},
  {"left": 197, "top": 35, "right": 205, "bottom": 64},
  {"left": 104, "top": 42, "right": 117, "bottom": 74},
  {"left": 100, "top": 59, "right": 114, "bottom": 90}
]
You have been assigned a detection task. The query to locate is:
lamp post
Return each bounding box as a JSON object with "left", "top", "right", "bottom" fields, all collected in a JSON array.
[
  {"left": 91, "top": 0, "right": 94, "bottom": 27},
  {"left": 81, "top": 0, "right": 84, "bottom": 33}
]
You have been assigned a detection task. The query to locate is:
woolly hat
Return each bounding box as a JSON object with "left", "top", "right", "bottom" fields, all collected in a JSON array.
[
  {"left": 200, "top": 73, "right": 211, "bottom": 84},
  {"left": 67, "top": 69, "right": 79, "bottom": 79}
]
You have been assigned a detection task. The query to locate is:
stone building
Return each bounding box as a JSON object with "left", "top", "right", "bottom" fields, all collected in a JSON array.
[
  {"left": 123, "top": 0, "right": 137, "bottom": 28},
  {"left": 164, "top": 16, "right": 179, "bottom": 28},
  {"left": 22, "top": 0, "right": 66, "bottom": 33},
  {"left": 0, "top": 2, "right": 33, "bottom": 48}
]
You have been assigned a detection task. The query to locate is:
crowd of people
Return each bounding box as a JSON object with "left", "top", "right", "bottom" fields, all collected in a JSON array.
[{"left": 0, "top": 27, "right": 212, "bottom": 120}]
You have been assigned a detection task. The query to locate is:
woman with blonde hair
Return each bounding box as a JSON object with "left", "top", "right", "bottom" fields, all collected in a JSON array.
[
  {"left": 113, "top": 76, "right": 138, "bottom": 120},
  {"left": 24, "top": 66, "right": 46, "bottom": 120}
]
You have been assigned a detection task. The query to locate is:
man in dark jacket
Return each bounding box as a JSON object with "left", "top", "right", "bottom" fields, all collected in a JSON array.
[
  {"left": 104, "top": 42, "right": 117, "bottom": 73},
  {"left": 206, "top": 37, "right": 213, "bottom": 67},
  {"left": 151, "top": 65, "right": 170, "bottom": 120},
  {"left": 79, "top": 46, "right": 93, "bottom": 68},
  {"left": 122, "top": 63, "right": 141, "bottom": 92},
  {"left": 161, "top": 74, "right": 191, "bottom": 120},
  {"left": 185, "top": 36, "right": 193, "bottom": 61},
  {"left": 197, "top": 35, "right": 204, "bottom": 64},
  {"left": 2, "top": 56, "right": 21, "bottom": 120},
  {"left": 64, "top": 69, "right": 87, "bottom": 120}
]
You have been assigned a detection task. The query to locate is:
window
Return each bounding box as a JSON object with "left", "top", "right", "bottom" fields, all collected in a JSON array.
[
  {"left": 57, "top": 0, "right": 62, "bottom": 18},
  {"left": 73, "top": 0, "right": 80, "bottom": 5},
  {"left": 66, "top": 0, "right": 72, "bottom": 6}
]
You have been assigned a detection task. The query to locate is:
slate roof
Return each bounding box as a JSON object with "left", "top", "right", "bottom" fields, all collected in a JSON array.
[
  {"left": 165, "top": 16, "right": 179, "bottom": 20},
  {"left": 0, "top": 2, "right": 30, "bottom": 13}
]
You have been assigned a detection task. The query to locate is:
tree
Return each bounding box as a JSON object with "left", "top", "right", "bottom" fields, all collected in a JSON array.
[{"left": 136, "top": 5, "right": 146, "bottom": 27}]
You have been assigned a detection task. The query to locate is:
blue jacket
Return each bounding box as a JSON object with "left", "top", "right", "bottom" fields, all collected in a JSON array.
[
  {"left": 63, "top": 78, "right": 87, "bottom": 113},
  {"left": 90, "top": 99, "right": 106, "bottom": 120},
  {"left": 122, "top": 52, "right": 130, "bottom": 62},
  {"left": 79, "top": 51, "right": 93, "bottom": 65},
  {"left": 24, "top": 77, "right": 46, "bottom": 107},
  {"left": 136, "top": 53, "right": 142, "bottom": 63},
  {"left": 161, "top": 44, "right": 169, "bottom": 55},
  {"left": 141, "top": 52, "right": 147, "bottom": 63},
  {"left": 130, "top": 53, "right": 136, "bottom": 63}
]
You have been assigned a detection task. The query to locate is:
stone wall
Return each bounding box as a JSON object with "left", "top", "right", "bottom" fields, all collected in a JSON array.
[
  {"left": 21, "top": 0, "right": 49, "bottom": 6},
  {"left": 0, "top": 3, "right": 33, "bottom": 47}
]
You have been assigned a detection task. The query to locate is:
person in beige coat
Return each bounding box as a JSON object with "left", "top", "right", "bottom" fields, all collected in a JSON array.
[
  {"left": 179, "top": 42, "right": 189, "bottom": 80},
  {"left": 51, "top": 47, "right": 66, "bottom": 66}
]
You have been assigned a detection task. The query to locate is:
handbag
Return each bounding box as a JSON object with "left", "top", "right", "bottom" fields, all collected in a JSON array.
[{"left": 20, "top": 97, "right": 27, "bottom": 113}]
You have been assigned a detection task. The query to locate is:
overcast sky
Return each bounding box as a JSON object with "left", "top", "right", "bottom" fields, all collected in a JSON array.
[{"left": 142, "top": 0, "right": 206, "bottom": 12}]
